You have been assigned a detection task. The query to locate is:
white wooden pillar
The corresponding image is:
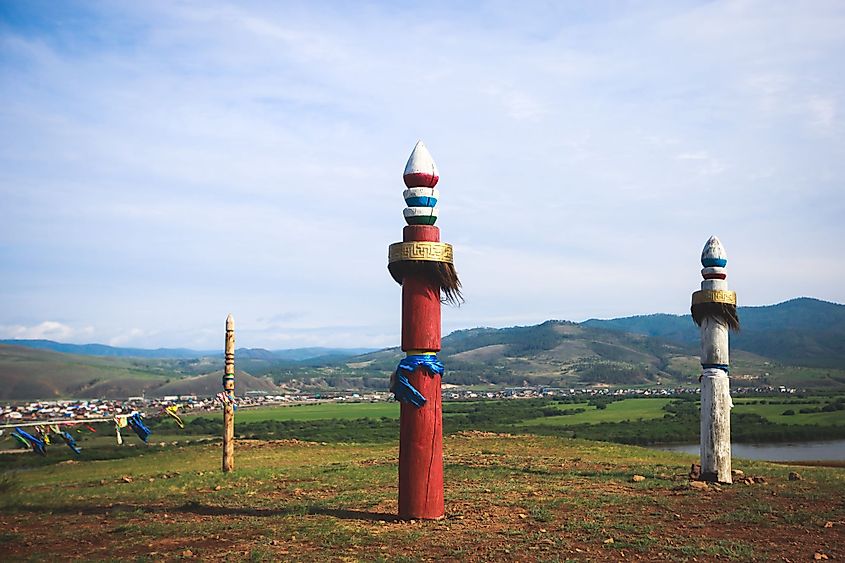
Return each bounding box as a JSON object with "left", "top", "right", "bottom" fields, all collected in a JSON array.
[{"left": 692, "top": 236, "right": 738, "bottom": 484}]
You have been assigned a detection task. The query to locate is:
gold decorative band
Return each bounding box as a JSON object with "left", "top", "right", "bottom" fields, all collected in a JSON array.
[
  {"left": 692, "top": 290, "right": 737, "bottom": 306},
  {"left": 388, "top": 241, "right": 453, "bottom": 264},
  {"left": 405, "top": 350, "right": 436, "bottom": 356}
]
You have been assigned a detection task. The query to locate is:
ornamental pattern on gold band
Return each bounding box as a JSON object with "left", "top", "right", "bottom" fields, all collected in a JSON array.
[
  {"left": 692, "top": 290, "right": 737, "bottom": 306},
  {"left": 388, "top": 241, "right": 454, "bottom": 264}
]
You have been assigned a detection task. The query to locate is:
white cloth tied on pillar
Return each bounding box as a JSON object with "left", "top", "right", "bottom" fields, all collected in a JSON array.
[{"left": 702, "top": 367, "right": 733, "bottom": 408}]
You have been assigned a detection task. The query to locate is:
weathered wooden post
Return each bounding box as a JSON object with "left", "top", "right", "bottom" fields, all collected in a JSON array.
[
  {"left": 222, "top": 313, "right": 235, "bottom": 472},
  {"left": 691, "top": 236, "right": 740, "bottom": 483},
  {"left": 387, "top": 141, "right": 461, "bottom": 519}
]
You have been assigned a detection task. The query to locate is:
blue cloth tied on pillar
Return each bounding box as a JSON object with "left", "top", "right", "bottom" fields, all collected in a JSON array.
[
  {"left": 127, "top": 413, "right": 152, "bottom": 443},
  {"left": 390, "top": 355, "right": 445, "bottom": 408},
  {"left": 15, "top": 427, "right": 47, "bottom": 456}
]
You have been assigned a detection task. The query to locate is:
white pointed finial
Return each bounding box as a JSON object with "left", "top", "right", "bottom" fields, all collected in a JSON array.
[
  {"left": 701, "top": 236, "right": 727, "bottom": 268},
  {"left": 226, "top": 314, "right": 234, "bottom": 330},
  {"left": 403, "top": 140, "right": 439, "bottom": 188}
]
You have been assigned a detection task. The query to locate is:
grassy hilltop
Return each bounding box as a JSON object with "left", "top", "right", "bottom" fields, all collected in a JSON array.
[
  {"left": 1, "top": 399, "right": 843, "bottom": 560},
  {"left": 0, "top": 433, "right": 842, "bottom": 561}
]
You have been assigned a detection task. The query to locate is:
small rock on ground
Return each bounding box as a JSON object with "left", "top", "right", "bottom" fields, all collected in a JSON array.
[{"left": 688, "top": 463, "right": 701, "bottom": 480}]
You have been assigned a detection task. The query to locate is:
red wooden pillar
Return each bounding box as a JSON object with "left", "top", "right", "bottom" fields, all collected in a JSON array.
[
  {"left": 388, "top": 141, "right": 459, "bottom": 520},
  {"left": 399, "top": 225, "right": 443, "bottom": 519}
]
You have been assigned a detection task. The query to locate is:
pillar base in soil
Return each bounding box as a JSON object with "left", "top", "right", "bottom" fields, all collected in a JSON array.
[
  {"left": 398, "top": 365, "right": 444, "bottom": 519},
  {"left": 700, "top": 368, "right": 732, "bottom": 483}
]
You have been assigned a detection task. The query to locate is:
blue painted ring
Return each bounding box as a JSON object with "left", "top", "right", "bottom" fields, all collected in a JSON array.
[
  {"left": 404, "top": 196, "right": 438, "bottom": 207},
  {"left": 701, "top": 258, "right": 727, "bottom": 267}
]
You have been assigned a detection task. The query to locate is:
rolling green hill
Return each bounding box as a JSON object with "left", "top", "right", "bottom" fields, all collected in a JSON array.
[
  {"left": 583, "top": 298, "right": 845, "bottom": 367},
  {"left": 260, "top": 319, "right": 844, "bottom": 391},
  {"left": 0, "top": 345, "right": 172, "bottom": 400},
  {"left": 0, "top": 346, "right": 284, "bottom": 400},
  {"left": 3, "top": 298, "right": 844, "bottom": 399}
]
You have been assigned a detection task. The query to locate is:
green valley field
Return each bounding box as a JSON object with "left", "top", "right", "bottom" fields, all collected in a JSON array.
[{"left": 167, "top": 396, "right": 845, "bottom": 447}]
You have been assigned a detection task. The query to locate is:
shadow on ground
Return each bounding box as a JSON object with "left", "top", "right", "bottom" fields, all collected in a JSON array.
[{"left": 5, "top": 501, "right": 400, "bottom": 522}]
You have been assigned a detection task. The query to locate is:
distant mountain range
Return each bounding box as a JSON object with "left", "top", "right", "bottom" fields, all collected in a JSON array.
[
  {"left": 1, "top": 298, "right": 843, "bottom": 399},
  {"left": 0, "top": 340, "right": 376, "bottom": 362}
]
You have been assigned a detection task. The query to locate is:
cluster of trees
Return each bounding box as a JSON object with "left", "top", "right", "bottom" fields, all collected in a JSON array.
[{"left": 783, "top": 397, "right": 845, "bottom": 416}]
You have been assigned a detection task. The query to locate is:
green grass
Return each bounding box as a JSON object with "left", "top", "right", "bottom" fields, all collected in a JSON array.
[
  {"left": 518, "top": 398, "right": 674, "bottom": 426},
  {"left": 732, "top": 399, "right": 845, "bottom": 426},
  {"left": 1, "top": 433, "right": 842, "bottom": 561}
]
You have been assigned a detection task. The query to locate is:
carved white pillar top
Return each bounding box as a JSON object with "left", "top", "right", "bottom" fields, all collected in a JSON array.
[
  {"left": 403, "top": 141, "right": 439, "bottom": 188},
  {"left": 402, "top": 141, "right": 440, "bottom": 225}
]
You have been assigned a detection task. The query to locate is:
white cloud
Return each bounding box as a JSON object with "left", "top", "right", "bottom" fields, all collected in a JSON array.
[
  {"left": 108, "top": 328, "right": 154, "bottom": 347},
  {"left": 0, "top": 321, "right": 93, "bottom": 341}
]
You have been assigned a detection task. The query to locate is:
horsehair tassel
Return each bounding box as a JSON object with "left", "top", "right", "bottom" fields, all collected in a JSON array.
[
  {"left": 691, "top": 301, "right": 740, "bottom": 331},
  {"left": 435, "top": 261, "right": 462, "bottom": 305},
  {"left": 388, "top": 260, "right": 463, "bottom": 305}
]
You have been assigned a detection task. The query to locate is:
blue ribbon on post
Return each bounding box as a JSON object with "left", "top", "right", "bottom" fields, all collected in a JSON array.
[{"left": 390, "top": 355, "right": 445, "bottom": 408}]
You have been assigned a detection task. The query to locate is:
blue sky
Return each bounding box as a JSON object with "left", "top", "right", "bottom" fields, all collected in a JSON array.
[{"left": 1, "top": 1, "right": 843, "bottom": 349}]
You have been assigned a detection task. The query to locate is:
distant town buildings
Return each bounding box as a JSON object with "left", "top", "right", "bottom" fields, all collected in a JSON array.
[{"left": 0, "top": 385, "right": 800, "bottom": 425}]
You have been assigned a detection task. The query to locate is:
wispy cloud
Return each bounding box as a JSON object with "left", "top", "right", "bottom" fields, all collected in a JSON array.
[{"left": 806, "top": 95, "right": 837, "bottom": 132}]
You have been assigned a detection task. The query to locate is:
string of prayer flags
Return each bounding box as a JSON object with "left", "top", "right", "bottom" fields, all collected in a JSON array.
[{"left": 1, "top": 405, "right": 192, "bottom": 458}]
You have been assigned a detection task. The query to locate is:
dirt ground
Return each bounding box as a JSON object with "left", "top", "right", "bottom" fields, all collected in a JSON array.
[{"left": 1, "top": 434, "right": 843, "bottom": 561}]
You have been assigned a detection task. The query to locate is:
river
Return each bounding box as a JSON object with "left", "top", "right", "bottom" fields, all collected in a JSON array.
[{"left": 653, "top": 439, "right": 845, "bottom": 462}]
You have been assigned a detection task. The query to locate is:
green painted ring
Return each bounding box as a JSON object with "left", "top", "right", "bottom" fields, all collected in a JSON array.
[{"left": 405, "top": 215, "right": 438, "bottom": 225}]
